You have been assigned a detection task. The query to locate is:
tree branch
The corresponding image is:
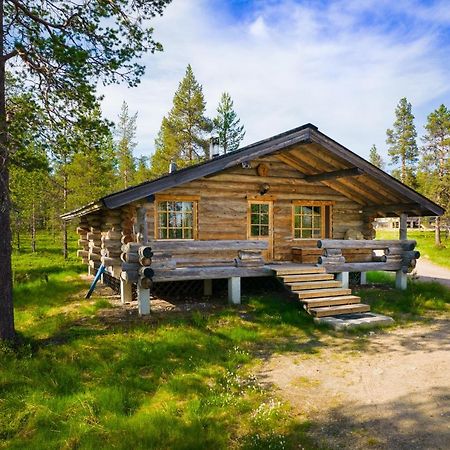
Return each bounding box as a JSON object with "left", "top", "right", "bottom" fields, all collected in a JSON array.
[{"left": 7, "top": 0, "right": 79, "bottom": 30}]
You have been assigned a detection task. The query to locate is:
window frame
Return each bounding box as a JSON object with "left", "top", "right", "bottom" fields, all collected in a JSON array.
[
  {"left": 154, "top": 195, "right": 199, "bottom": 240},
  {"left": 292, "top": 201, "right": 333, "bottom": 240},
  {"left": 247, "top": 200, "right": 272, "bottom": 239}
]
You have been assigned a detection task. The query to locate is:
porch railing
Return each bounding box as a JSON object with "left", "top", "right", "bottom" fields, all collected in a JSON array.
[
  {"left": 316, "top": 239, "right": 419, "bottom": 273},
  {"left": 120, "top": 240, "right": 270, "bottom": 283}
]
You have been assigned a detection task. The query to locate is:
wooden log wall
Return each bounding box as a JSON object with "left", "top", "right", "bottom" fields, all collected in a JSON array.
[
  {"left": 144, "top": 155, "right": 369, "bottom": 261},
  {"left": 76, "top": 216, "right": 90, "bottom": 265},
  {"left": 76, "top": 206, "right": 138, "bottom": 278}
]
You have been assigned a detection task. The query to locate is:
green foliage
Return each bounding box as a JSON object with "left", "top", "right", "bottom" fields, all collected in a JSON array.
[
  {"left": 66, "top": 135, "right": 117, "bottom": 209},
  {"left": 419, "top": 104, "right": 450, "bottom": 216},
  {"left": 386, "top": 98, "right": 419, "bottom": 187},
  {"left": 368, "top": 144, "right": 384, "bottom": 169},
  {"left": 51, "top": 104, "right": 116, "bottom": 211},
  {"left": 4, "top": 0, "right": 172, "bottom": 116},
  {"left": 133, "top": 156, "right": 153, "bottom": 184},
  {"left": 213, "top": 92, "right": 245, "bottom": 153},
  {"left": 116, "top": 101, "right": 138, "bottom": 189},
  {"left": 150, "top": 65, "right": 212, "bottom": 177}
]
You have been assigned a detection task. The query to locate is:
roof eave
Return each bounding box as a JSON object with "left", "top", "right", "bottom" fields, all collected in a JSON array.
[
  {"left": 309, "top": 129, "right": 445, "bottom": 217},
  {"left": 60, "top": 201, "right": 104, "bottom": 221}
]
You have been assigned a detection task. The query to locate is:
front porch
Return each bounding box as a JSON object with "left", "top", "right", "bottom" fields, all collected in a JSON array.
[{"left": 112, "top": 235, "right": 419, "bottom": 318}]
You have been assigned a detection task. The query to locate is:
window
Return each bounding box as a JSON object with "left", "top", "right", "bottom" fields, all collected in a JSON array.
[
  {"left": 156, "top": 199, "right": 197, "bottom": 239},
  {"left": 249, "top": 202, "right": 270, "bottom": 237},
  {"left": 293, "top": 202, "right": 332, "bottom": 239}
]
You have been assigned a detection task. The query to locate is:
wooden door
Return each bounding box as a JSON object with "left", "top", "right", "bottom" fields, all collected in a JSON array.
[{"left": 247, "top": 200, "right": 273, "bottom": 261}]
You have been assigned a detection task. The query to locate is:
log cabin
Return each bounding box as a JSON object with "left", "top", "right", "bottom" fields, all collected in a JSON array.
[{"left": 62, "top": 124, "right": 444, "bottom": 319}]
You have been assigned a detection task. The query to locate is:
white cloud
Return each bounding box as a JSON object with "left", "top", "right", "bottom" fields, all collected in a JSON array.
[{"left": 98, "top": 0, "right": 450, "bottom": 162}]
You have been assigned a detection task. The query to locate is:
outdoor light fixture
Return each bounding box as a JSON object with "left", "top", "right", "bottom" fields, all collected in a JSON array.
[
  {"left": 259, "top": 183, "right": 270, "bottom": 195},
  {"left": 209, "top": 136, "right": 220, "bottom": 158}
]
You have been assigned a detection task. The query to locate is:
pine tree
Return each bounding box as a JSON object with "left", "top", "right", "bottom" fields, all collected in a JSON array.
[
  {"left": 368, "top": 144, "right": 384, "bottom": 169},
  {"left": 134, "top": 156, "right": 153, "bottom": 184},
  {"left": 116, "top": 102, "right": 137, "bottom": 189},
  {"left": 150, "top": 65, "right": 212, "bottom": 176},
  {"left": 66, "top": 133, "right": 116, "bottom": 209},
  {"left": 213, "top": 92, "right": 245, "bottom": 153},
  {"left": 420, "top": 104, "right": 450, "bottom": 245},
  {"left": 386, "top": 98, "right": 418, "bottom": 187}
]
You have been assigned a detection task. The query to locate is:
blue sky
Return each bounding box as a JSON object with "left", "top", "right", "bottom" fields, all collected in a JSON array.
[{"left": 98, "top": 0, "right": 450, "bottom": 164}]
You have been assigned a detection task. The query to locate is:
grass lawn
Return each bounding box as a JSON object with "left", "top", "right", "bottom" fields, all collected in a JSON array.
[
  {"left": 376, "top": 229, "right": 450, "bottom": 269},
  {"left": 1, "top": 232, "right": 449, "bottom": 449}
]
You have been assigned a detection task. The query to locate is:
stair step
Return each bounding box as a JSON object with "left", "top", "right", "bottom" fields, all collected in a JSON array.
[
  {"left": 309, "top": 303, "right": 371, "bottom": 317},
  {"left": 287, "top": 280, "right": 342, "bottom": 290},
  {"left": 302, "top": 295, "right": 361, "bottom": 308},
  {"left": 274, "top": 266, "right": 326, "bottom": 276},
  {"left": 280, "top": 273, "right": 335, "bottom": 282},
  {"left": 297, "top": 288, "right": 352, "bottom": 299}
]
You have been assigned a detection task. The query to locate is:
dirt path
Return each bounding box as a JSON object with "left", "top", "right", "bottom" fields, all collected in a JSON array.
[
  {"left": 259, "top": 319, "right": 450, "bottom": 449},
  {"left": 414, "top": 258, "right": 450, "bottom": 287}
]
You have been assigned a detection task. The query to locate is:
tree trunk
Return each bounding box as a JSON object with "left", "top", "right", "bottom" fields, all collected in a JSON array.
[
  {"left": 0, "top": 0, "right": 16, "bottom": 341},
  {"left": 63, "top": 172, "right": 68, "bottom": 259},
  {"left": 435, "top": 216, "right": 441, "bottom": 246},
  {"left": 31, "top": 200, "right": 36, "bottom": 252}
]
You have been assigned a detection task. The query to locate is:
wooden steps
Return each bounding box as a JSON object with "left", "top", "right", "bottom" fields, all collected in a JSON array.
[
  {"left": 280, "top": 273, "right": 335, "bottom": 282},
  {"left": 272, "top": 266, "right": 326, "bottom": 275},
  {"left": 309, "top": 303, "right": 371, "bottom": 317},
  {"left": 272, "top": 264, "right": 370, "bottom": 319},
  {"left": 297, "top": 288, "right": 352, "bottom": 299},
  {"left": 286, "top": 280, "right": 342, "bottom": 291},
  {"left": 301, "top": 295, "right": 361, "bottom": 308}
]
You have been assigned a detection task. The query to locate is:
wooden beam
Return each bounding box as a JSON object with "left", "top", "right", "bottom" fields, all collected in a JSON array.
[
  {"left": 304, "top": 167, "right": 363, "bottom": 183},
  {"left": 147, "top": 239, "right": 268, "bottom": 253},
  {"left": 317, "top": 239, "right": 416, "bottom": 250},
  {"left": 362, "top": 203, "right": 421, "bottom": 214},
  {"left": 322, "top": 261, "right": 403, "bottom": 272},
  {"left": 399, "top": 213, "right": 408, "bottom": 240},
  {"left": 152, "top": 266, "right": 273, "bottom": 282}
]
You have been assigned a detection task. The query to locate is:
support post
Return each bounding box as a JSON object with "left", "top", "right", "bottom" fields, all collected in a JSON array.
[
  {"left": 228, "top": 277, "right": 241, "bottom": 305},
  {"left": 336, "top": 272, "right": 349, "bottom": 288},
  {"left": 120, "top": 279, "right": 133, "bottom": 305},
  {"left": 204, "top": 279, "right": 213, "bottom": 296},
  {"left": 399, "top": 213, "right": 407, "bottom": 240},
  {"left": 360, "top": 272, "right": 367, "bottom": 285},
  {"left": 137, "top": 283, "right": 150, "bottom": 315},
  {"left": 396, "top": 270, "right": 407, "bottom": 290}
]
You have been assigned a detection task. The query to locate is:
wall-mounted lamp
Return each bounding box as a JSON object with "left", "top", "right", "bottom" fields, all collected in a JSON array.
[{"left": 259, "top": 183, "right": 270, "bottom": 195}]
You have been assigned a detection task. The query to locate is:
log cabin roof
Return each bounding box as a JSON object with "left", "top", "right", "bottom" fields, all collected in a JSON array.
[{"left": 61, "top": 123, "right": 444, "bottom": 220}]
